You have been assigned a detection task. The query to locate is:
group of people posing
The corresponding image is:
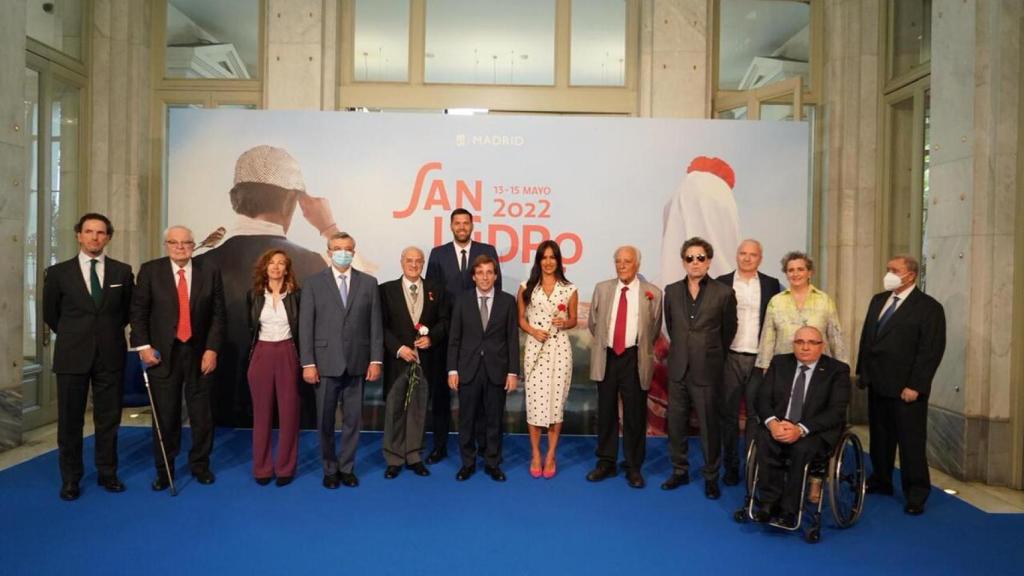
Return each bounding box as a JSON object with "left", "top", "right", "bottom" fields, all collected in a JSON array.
[{"left": 45, "top": 208, "right": 945, "bottom": 528}]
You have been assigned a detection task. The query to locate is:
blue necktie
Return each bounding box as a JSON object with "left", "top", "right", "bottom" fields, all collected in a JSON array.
[
  {"left": 876, "top": 296, "right": 900, "bottom": 333},
  {"left": 338, "top": 275, "right": 348, "bottom": 307},
  {"left": 788, "top": 365, "right": 809, "bottom": 423}
]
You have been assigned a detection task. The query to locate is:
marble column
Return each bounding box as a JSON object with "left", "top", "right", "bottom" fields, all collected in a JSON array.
[
  {"left": 266, "top": 0, "right": 324, "bottom": 110},
  {"left": 0, "top": 0, "right": 27, "bottom": 452},
  {"left": 639, "top": 0, "right": 709, "bottom": 118}
]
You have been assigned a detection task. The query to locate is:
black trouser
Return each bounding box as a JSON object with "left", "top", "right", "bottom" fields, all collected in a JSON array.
[
  {"left": 148, "top": 341, "right": 214, "bottom": 478},
  {"left": 431, "top": 341, "right": 488, "bottom": 453},
  {"left": 720, "top": 351, "right": 759, "bottom": 473},
  {"left": 756, "top": 427, "right": 828, "bottom": 515},
  {"left": 868, "top": 390, "right": 931, "bottom": 506},
  {"left": 667, "top": 374, "right": 721, "bottom": 482},
  {"left": 457, "top": 369, "right": 506, "bottom": 468},
  {"left": 56, "top": 352, "right": 123, "bottom": 484},
  {"left": 595, "top": 347, "right": 647, "bottom": 471}
]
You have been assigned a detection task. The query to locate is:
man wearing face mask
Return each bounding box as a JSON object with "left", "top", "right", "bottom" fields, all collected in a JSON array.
[
  {"left": 300, "top": 232, "right": 383, "bottom": 489},
  {"left": 857, "top": 255, "right": 945, "bottom": 516}
]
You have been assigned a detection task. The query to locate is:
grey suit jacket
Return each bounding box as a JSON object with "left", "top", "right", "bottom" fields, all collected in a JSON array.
[
  {"left": 664, "top": 276, "right": 738, "bottom": 385},
  {"left": 299, "top": 267, "right": 383, "bottom": 378},
  {"left": 588, "top": 278, "right": 663, "bottom": 390}
]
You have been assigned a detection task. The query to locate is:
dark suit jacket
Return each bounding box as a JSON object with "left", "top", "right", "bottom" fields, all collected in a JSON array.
[
  {"left": 447, "top": 290, "right": 518, "bottom": 385},
  {"left": 758, "top": 353, "right": 851, "bottom": 447},
  {"left": 129, "top": 257, "right": 226, "bottom": 379},
  {"left": 43, "top": 255, "right": 134, "bottom": 374},
  {"left": 246, "top": 288, "right": 301, "bottom": 357},
  {"left": 664, "top": 276, "right": 738, "bottom": 384},
  {"left": 426, "top": 241, "right": 502, "bottom": 305},
  {"left": 716, "top": 270, "right": 782, "bottom": 336},
  {"left": 856, "top": 288, "right": 946, "bottom": 398},
  {"left": 299, "top": 267, "right": 383, "bottom": 378},
  {"left": 379, "top": 277, "right": 449, "bottom": 397}
]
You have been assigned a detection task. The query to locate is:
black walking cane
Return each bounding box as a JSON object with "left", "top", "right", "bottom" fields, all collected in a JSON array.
[{"left": 141, "top": 358, "right": 177, "bottom": 496}]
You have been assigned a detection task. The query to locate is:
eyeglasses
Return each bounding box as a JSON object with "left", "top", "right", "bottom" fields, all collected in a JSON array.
[
  {"left": 683, "top": 254, "right": 708, "bottom": 263},
  {"left": 794, "top": 339, "right": 824, "bottom": 346},
  {"left": 165, "top": 240, "right": 195, "bottom": 248}
]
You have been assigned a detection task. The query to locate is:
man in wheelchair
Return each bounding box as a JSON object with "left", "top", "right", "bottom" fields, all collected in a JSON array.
[{"left": 754, "top": 326, "right": 851, "bottom": 528}]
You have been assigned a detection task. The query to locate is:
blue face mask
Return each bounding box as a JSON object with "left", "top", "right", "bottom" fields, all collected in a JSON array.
[{"left": 331, "top": 250, "right": 354, "bottom": 268}]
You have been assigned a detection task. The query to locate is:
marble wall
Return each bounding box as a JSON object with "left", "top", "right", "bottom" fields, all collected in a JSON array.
[
  {"left": 639, "top": 0, "right": 709, "bottom": 118},
  {"left": 0, "top": 0, "right": 26, "bottom": 451}
]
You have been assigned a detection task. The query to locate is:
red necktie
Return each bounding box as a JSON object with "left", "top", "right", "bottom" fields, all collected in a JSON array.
[
  {"left": 612, "top": 286, "right": 628, "bottom": 355},
  {"left": 176, "top": 269, "right": 192, "bottom": 342}
]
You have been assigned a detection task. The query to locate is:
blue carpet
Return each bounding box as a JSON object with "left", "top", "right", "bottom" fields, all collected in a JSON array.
[{"left": 1, "top": 428, "right": 1022, "bottom": 575}]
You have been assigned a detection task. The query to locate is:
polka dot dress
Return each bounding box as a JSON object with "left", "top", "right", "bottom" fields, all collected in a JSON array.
[{"left": 522, "top": 281, "right": 576, "bottom": 427}]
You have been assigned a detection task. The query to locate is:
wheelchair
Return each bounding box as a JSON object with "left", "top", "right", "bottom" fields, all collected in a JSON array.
[{"left": 733, "top": 428, "right": 866, "bottom": 543}]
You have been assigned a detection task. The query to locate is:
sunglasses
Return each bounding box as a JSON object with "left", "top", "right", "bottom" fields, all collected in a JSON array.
[{"left": 683, "top": 254, "right": 708, "bottom": 263}]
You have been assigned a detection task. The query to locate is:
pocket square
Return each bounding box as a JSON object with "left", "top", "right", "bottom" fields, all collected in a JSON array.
[{"left": 110, "top": 284, "right": 123, "bottom": 288}]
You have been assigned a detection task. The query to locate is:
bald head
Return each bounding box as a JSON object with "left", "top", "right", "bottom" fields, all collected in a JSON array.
[
  {"left": 736, "top": 239, "right": 763, "bottom": 276},
  {"left": 793, "top": 326, "right": 826, "bottom": 364}
]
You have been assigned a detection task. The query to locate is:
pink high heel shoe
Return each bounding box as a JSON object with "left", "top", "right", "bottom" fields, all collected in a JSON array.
[
  {"left": 543, "top": 459, "right": 557, "bottom": 479},
  {"left": 530, "top": 460, "right": 543, "bottom": 479}
]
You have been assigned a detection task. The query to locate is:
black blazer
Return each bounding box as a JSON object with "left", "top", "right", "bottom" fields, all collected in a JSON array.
[
  {"left": 43, "top": 256, "right": 134, "bottom": 374},
  {"left": 664, "top": 277, "right": 738, "bottom": 384},
  {"left": 856, "top": 288, "right": 946, "bottom": 398},
  {"left": 447, "top": 290, "right": 518, "bottom": 385},
  {"left": 129, "top": 257, "right": 226, "bottom": 378},
  {"left": 716, "top": 270, "right": 782, "bottom": 336},
  {"left": 758, "top": 353, "right": 851, "bottom": 447},
  {"left": 425, "top": 241, "right": 502, "bottom": 305},
  {"left": 246, "top": 288, "right": 301, "bottom": 357},
  {"left": 379, "top": 277, "right": 449, "bottom": 397}
]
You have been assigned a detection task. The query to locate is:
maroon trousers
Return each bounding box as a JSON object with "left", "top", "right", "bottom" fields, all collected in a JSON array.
[{"left": 247, "top": 339, "right": 300, "bottom": 478}]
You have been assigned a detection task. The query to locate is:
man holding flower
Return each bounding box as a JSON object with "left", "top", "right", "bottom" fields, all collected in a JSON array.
[{"left": 379, "top": 247, "right": 449, "bottom": 478}]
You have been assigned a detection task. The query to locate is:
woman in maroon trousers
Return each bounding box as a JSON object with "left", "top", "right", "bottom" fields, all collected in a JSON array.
[{"left": 246, "top": 249, "right": 302, "bottom": 486}]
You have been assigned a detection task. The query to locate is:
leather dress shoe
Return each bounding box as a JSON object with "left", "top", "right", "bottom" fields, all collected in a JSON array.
[
  {"left": 407, "top": 462, "right": 430, "bottom": 477},
  {"left": 384, "top": 465, "right": 402, "bottom": 479},
  {"left": 192, "top": 469, "right": 216, "bottom": 485},
  {"left": 151, "top": 475, "right": 173, "bottom": 492},
  {"left": 723, "top": 468, "right": 740, "bottom": 486},
  {"left": 752, "top": 504, "right": 777, "bottom": 523},
  {"left": 660, "top": 472, "right": 690, "bottom": 490},
  {"left": 586, "top": 465, "right": 617, "bottom": 482},
  {"left": 866, "top": 481, "right": 894, "bottom": 495},
  {"left": 704, "top": 480, "right": 721, "bottom": 500},
  {"left": 255, "top": 476, "right": 273, "bottom": 486},
  {"left": 275, "top": 476, "right": 293, "bottom": 487},
  {"left": 455, "top": 465, "right": 475, "bottom": 481},
  {"left": 97, "top": 475, "right": 126, "bottom": 493},
  {"left": 426, "top": 448, "right": 447, "bottom": 465},
  {"left": 484, "top": 465, "right": 507, "bottom": 482},
  {"left": 59, "top": 481, "right": 80, "bottom": 501},
  {"left": 626, "top": 470, "right": 645, "bottom": 489},
  {"left": 339, "top": 472, "right": 359, "bottom": 487},
  {"left": 904, "top": 503, "right": 925, "bottom": 516},
  {"left": 771, "top": 512, "right": 799, "bottom": 529},
  {"left": 322, "top": 473, "right": 341, "bottom": 489}
]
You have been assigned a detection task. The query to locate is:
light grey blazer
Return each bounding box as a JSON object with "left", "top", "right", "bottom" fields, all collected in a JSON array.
[
  {"left": 588, "top": 278, "right": 663, "bottom": 390},
  {"left": 299, "top": 267, "right": 383, "bottom": 378}
]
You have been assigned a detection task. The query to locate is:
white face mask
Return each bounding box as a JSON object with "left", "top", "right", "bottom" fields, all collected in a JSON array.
[{"left": 882, "top": 271, "right": 903, "bottom": 292}]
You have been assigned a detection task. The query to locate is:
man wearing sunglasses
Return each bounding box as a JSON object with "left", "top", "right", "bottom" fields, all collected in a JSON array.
[{"left": 662, "top": 237, "right": 737, "bottom": 499}]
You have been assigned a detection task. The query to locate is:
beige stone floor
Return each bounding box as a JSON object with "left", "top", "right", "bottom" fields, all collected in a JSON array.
[{"left": 2, "top": 413, "right": 1021, "bottom": 513}]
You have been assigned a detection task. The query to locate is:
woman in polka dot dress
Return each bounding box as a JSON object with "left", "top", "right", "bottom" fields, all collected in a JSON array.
[{"left": 517, "top": 240, "right": 578, "bottom": 479}]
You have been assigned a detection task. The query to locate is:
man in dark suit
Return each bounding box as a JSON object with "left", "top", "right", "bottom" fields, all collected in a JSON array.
[
  {"left": 380, "top": 247, "right": 448, "bottom": 478},
  {"left": 300, "top": 232, "right": 383, "bottom": 489},
  {"left": 424, "top": 208, "right": 502, "bottom": 464},
  {"left": 130, "top": 225, "right": 226, "bottom": 490},
  {"left": 857, "top": 255, "right": 945, "bottom": 515},
  {"left": 197, "top": 145, "right": 327, "bottom": 429},
  {"left": 447, "top": 255, "right": 518, "bottom": 482},
  {"left": 43, "top": 213, "right": 133, "bottom": 501},
  {"left": 755, "top": 326, "right": 851, "bottom": 527},
  {"left": 716, "top": 239, "right": 781, "bottom": 485},
  {"left": 663, "top": 237, "right": 738, "bottom": 499}
]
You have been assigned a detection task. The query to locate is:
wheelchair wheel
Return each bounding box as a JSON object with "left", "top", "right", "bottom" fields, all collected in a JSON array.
[{"left": 827, "top": 430, "right": 866, "bottom": 528}]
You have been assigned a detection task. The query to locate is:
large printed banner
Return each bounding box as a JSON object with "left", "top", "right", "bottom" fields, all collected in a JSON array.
[{"left": 168, "top": 110, "right": 809, "bottom": 433}]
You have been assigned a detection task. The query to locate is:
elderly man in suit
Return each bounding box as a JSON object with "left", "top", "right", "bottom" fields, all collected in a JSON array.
[
  {"left": 380, "top": 247, "right": 448, "bottom": 478},
  {"left": 447, "top": 254, "right": 518, "bottom": 482},
  {"left": 300, "top": 232, "right": 383, "bottom": 489},
  {"left": 755, "top": 326, "right": 851, "bottom": 528},
  {"left": 858, "top": 255, "right": 945, "bottom": 516},
  {"left": 425, "top": 208, "right": 502, "bottom": 464},
  {"left": 662, "top": 237, "right": 738, "bottom": 499},
  {"left": 716, "top": 239, "right": 781, "bottom": 485},
  {"left": 131, "top": 225, "right": 226, "bottom": 490},
  {"left": 585, "top": 246, "right": 663, "bottom": 489},
  {"left": 43, "top": 213, "right": 133, "bottom": 501}
]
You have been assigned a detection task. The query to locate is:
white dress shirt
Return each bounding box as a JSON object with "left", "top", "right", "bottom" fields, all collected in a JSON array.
[
  {"left": 878, "top": 285, "right": 916, "bottom": 319},
  {"left": 78, "top": 251, "right": 105, "bottom": 294},
  {"left": 453, "top": 240, "right": 473, "bottom": 272},
  {"left": 257, "top": 291, "right": 292, "bottom": 342},
  {"left": 764, "top": 359, "right": 819, "bottom": 436},
  {"left": 171, "top": 260, "right": 193, "bottom": 295},
  {"left": 607, "top": 277, "right": 640, "bottom": 349},
  {"left": 730, "top": 273, "right": 761, "bottom": 353}
]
